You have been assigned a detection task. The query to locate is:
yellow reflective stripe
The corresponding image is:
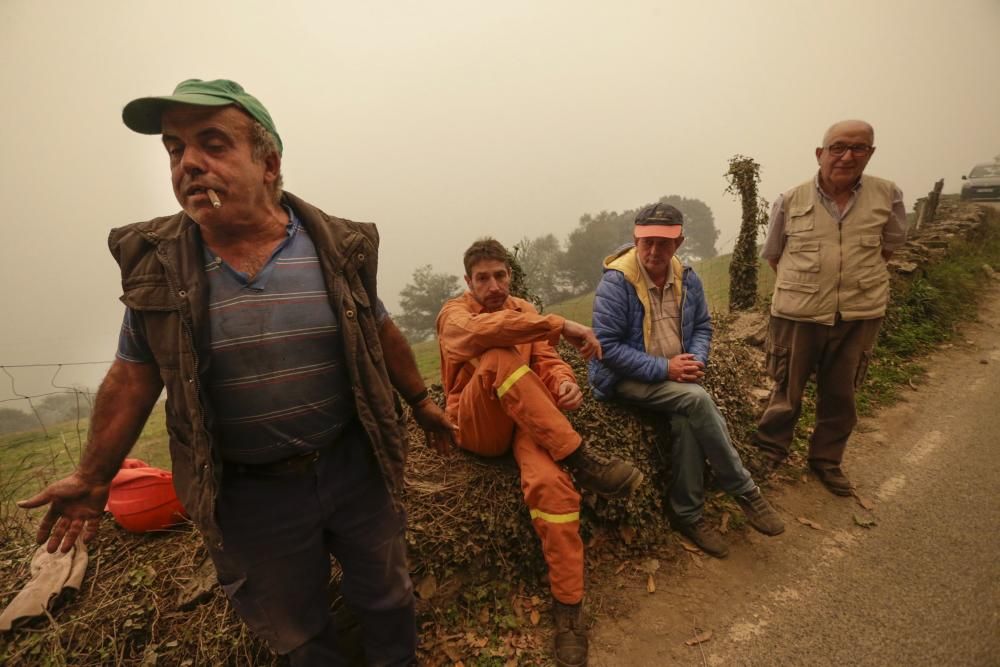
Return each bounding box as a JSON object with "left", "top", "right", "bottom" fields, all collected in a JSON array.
[
  {"left": 496, "top": 365, "right": 531, "bottom": 399},
  {"left": 529, "top": 508, "right": 580, "bottom": 524}
]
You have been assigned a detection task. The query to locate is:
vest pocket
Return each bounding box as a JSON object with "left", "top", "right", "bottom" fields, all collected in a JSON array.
[
  {"left": 774, "top": 280, "right": 821, "bottom": 319},
  {"left": 786, "top": 205, "right": 815, "bottom": 234},
  {"left": 855, "top": 273, "right": 889, "bottom": 310},
  {"left": 857, "top": 274, "right": 888, "bottom": 290},
  {"left": 783, "top": 240, "right": 821, "bottom": 273},
  {"left": 858, "top": 234, "right": 883, "bottom": 266}
]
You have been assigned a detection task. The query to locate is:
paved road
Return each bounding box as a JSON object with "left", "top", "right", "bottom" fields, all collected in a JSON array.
[{"left": 591, "top": 282, "right": 1000, "bottom": 666}]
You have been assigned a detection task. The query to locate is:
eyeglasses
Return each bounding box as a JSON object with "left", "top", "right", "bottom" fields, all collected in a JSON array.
[{"left": 826, "top": 143, "right": 873, "bottom": 157}]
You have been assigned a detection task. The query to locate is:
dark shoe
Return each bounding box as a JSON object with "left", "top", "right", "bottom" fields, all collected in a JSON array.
[
  {"left": 809, "top": 465, "right": 854, "bottom": 496},
  {"left": 736, "top": 486, "right": 785, "bottom": 536},
  {"left": 552, "top": 600, "right": 588, "bottom": 667},
  {"left": 561, "top": 444, "right": 643, "bottom": 499},
  {"left": 677, "top": 518, "right": 729, "bottom": 558}
]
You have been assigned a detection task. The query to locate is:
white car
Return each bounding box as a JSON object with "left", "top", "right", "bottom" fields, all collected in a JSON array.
[{"left": 961, "top": 162, "right": 1000, "bottom": 201}]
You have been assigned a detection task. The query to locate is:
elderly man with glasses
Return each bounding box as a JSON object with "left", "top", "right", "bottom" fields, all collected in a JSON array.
[{"left": 753, "top": 119, "right": 908, "bottom": 496}]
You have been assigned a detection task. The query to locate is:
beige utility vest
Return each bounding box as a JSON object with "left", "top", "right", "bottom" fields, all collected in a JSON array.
[{"left": 771, "top": 175, "right": 895, "bottom": 325}]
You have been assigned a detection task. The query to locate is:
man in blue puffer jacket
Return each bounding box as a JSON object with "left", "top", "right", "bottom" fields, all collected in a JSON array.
[{"left": 588, "top": 203, "right": 784, "bottom": 557}]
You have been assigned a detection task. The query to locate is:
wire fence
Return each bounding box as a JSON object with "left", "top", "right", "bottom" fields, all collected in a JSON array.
[
  {"left": 0, "top": 361, "right": 109, "bottom": 438},
  {"left": 0, "top": 362, "right": 114, "bottom": 534}
]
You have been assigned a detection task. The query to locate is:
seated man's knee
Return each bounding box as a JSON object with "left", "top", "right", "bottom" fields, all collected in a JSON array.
[
  {"left": 674, "top": 382, "right": 714, "bottom": 414},
  {"left": 478, "top": 346, "right": 524, "bottom": 372}
]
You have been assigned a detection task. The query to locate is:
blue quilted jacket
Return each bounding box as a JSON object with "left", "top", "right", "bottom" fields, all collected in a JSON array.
[{"left": 588, "top": 244, "right": 713, "bottom": 400}]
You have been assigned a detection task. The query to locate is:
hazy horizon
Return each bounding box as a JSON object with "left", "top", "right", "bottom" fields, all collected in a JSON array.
[{"left": 2, "top": 0, "right": 999, "bottom": 406}]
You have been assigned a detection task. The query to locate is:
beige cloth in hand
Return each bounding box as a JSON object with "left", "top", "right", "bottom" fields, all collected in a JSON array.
[{"left": 0, "top": 541, "right": 88, "bottom": 631}]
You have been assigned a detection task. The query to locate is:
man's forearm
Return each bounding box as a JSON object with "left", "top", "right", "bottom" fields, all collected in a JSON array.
[
  {"left": 378, "top": 318, "right": 427, "bottom": 403},
  {"left": 78, "top": 359, "right": 163, "bottom": 484},
  {"left": 439, "top": 307, "right": 563, "bottom": 362}
]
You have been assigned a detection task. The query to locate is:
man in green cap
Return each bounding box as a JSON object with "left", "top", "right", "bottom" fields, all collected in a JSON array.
[{"left": 19, "top": 78, "right": 457, "bottom": 665}]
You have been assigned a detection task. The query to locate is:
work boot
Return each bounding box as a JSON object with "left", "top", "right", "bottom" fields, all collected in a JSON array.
[
  {"left": 809, "top": 464, "right": 854, "bottom": 496},
  {"left": 560, "top": 444, "right": 643, "bottom": 499},
  {"left": 736, "top": 486, "right": 785, "bottom": 536},
  {"left": 677, "top": 518, "right": 729, "bottom": 558},
  {"left": 552, "top": 600, "right": 588, "bottom": 667}
]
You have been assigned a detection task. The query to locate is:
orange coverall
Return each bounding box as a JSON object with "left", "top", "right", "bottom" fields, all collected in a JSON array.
[{"left": 436, "top": 292, "right": 585, "bottom": 604}]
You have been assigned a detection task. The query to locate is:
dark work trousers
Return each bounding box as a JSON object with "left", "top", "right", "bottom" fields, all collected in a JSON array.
[
  {"left": 754, "top": 315, "right": 883, "bottom": 469},
  {"left": 206, "top": 425, "right": 416, "bottom": 667}
]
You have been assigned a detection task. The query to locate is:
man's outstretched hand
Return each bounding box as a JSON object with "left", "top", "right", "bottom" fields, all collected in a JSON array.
[
  {"left": 562, "top": 320, "right": 603, "bottom": 361},
  {"left": 411, "top": 398, "right": 459, "bottom": 455},
  {"left": 18, "top": 472, "right": 110, "bottom": 553}
]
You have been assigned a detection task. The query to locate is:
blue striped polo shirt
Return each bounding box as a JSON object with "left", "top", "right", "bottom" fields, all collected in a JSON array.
[{"left": 117, "top": 208, "right": 387, "bottom": 463}]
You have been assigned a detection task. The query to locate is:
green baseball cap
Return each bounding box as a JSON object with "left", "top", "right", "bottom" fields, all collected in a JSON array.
[{"left": 122, "top": 78, "right": 282, "bottom": 154}]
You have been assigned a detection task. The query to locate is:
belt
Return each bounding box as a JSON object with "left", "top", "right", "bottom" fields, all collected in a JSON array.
[{"left": 225, "top": 448, "right": 323, "bottom": 477}]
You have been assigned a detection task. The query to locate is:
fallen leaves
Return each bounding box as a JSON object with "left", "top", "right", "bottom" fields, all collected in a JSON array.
[
  {"left": 685, "top": 630, "right": 713, "bottom": 646},
  {"left": 797, "top": 517, "right": 823, "bottom": 530},
  {"left": 639, "top": 559, "right": 660, "bottom": 574},
  {"left": 415, "top": 573, "right": 438, "bottom": 600},
  {"left": 719, "top": 511, "right": 731, "bottom": 535},
  {"left": 680, "top": 541, "right": 702, "bottom": 554},
  {"left": 854, "top": 494, "right": 875, "bottom": 511},
  {"left": 853, "top": 513, "right": 877, "bottom": 528}
]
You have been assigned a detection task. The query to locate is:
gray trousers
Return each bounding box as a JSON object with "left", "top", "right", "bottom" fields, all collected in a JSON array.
[
  {"left": 616, "top": 378, "right": 755, "bottom": 525},
  {"left": 207, "top": 424, "right": 416, "bottom": 666},
  {"left": 754, "top": 315, "right": 883, "bottom": 469}
]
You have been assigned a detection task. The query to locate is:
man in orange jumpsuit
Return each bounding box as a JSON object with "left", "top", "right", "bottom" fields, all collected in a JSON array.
[{"left": 437, "top": 238, "right": 643, "bottom": 667}]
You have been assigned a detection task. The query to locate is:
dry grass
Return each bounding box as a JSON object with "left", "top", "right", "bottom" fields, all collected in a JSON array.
[{"left": 0, "top": 320, "right": 770, "bottom": 666}]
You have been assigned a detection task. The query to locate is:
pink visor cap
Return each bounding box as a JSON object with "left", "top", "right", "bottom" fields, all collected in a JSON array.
[{"left": 633, "top": 202, "right": 684, "bottom": 238}]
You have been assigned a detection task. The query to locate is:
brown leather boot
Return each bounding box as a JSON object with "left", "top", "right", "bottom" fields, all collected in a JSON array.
[
  {"left": 560, "top": 444, "right": 643, "bottom": 499},
  {"left": 552, "top": 600, "right": 588, "bottom": 667},
  {"left": 736, "top": 486, "right": 785, "bottom": 536},
  {"left": 809, "top": 464, "right": 854, "bottom": 496},
  {"left": 677, "top": 518, "right": 729, "bottom": 558}
]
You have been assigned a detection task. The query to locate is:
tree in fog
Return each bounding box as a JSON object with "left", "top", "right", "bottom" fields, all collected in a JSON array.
[
  {"left": 0, "top": 407, "right": 38, "bottom": 434},
  {"left": 560, "top": 195, "right": 718, "bottom": 295},
  {"left": 562, "top": 210, "right": 632, "bottom": 294},
  {"left": 513, "top": 234, "right": 570, "bottom": 307},
  {"left": 657, "top": 195, "right": 719, "bottom": 262},
  {"left": 36, "top": 392, "right": 92, "bottom": 426},
  {"left": 397, "top": 265, "right": 462, "bottom": 342}
]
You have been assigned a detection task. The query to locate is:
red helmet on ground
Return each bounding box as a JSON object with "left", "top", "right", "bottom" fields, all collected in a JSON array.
[{"left": 106, "top": 464, "right": 188, "bottom": 533}]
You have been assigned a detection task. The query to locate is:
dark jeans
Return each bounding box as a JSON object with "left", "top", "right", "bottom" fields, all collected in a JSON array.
[
  {"left": 755, "top": 315, "right": 883, "bottom": 468},
  {"left": 207, "top": 425, "right": 416, "bottom": 666}
]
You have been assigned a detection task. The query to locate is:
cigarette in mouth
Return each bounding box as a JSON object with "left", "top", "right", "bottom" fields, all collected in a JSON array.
[{"left": 206, "top": 189, "right": 222, "bottom": 209}]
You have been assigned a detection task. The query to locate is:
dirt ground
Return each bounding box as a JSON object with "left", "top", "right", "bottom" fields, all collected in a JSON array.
[{"left": 587, "top": 283, "right": 1000, "bottom": 666}]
